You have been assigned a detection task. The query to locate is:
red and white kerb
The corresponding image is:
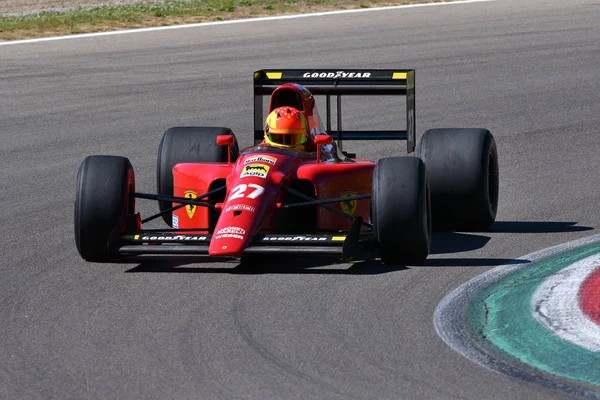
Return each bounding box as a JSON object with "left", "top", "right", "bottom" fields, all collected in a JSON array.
[{"left": 531, "top": 253, "right": 600, "bottom": 352}]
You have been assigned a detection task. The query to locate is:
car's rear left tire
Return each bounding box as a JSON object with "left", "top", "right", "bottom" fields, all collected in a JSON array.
[
  {"left": 157, "top": 126, "right": 239, "bottom": 227},
  {"left": 74, "top": 155, "right": 135, "bottom": 262},
  {"left": 372, "top": 156, "right": 431, "bottom": 265}
]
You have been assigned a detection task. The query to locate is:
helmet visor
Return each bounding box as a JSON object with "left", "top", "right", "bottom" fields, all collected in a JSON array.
[{"left": 267, "top": 133, "right": 307, "bottom": 145}]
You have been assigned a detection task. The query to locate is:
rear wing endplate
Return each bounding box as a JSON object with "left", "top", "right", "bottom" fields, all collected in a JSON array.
[{"left": 253, "top": 69, "right": 416, "bottom": 153}]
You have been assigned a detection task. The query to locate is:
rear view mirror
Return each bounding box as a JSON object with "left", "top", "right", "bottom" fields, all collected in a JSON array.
[
  {"left": 314, "top": 135, "right": 333, "bottom": 145},
  {"left": 216, "top": 135, "right": 234, "bottom": 146}
]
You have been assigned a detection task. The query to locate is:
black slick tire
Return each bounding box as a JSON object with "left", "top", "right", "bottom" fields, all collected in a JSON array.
[
  {"left": 417, "top": 128, "right": 499, "bottom": 231},
  {"left": 372, "top": 156, "right": 431, "bottom": 265},
  {"left": 156, "top": 127, "right": 239, "bottom": 226},
  {"left": 74, "top": 155, "right": 135, "bottom": 262}
]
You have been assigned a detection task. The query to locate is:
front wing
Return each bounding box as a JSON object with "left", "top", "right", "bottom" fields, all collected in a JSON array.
[{"left": 114, "top": 218, "right": 363, "bottom": 259}]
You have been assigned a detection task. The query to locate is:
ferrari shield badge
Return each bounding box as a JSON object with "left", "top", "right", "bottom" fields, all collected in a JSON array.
[
  {"left": 184, "top": 190, "right": 197, "bottom": 219},
  {"left": 340, "top": 191, "right": 357, "bottom": 216}
]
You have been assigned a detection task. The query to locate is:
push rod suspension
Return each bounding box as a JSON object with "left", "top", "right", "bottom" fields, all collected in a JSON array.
[
  {"left": 282, "top": 193, "right": 371, "bottom": 208},
  {"left": 284, "top": 187, "right": 372, "bottom": 228},
  {"left": 135, "top": 185, "right": 226, "bottom": 224}
]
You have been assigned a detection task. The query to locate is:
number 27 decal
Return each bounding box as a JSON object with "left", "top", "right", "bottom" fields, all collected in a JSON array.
[{"left": 227, "top": 183, "right": 264, "bottom": 202}]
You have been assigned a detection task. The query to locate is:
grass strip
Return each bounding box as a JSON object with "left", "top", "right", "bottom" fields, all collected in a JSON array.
[{"left": 0, "top": 0, "right": 449, "bottom": 41}]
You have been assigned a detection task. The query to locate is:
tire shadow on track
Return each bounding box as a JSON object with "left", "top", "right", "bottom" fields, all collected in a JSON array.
[
  {"left": 426, "top": 220, "right": 593, "bottom": 267},
  {"left": 123, "top": 252, "right": 518, "bottom": 275},
  {"left": 123, "top": 254, "right": 527, "bottom": 274},
  {"left": 124, "top": 255, "right": 402, "bottom": 275},
  {"left": 489, "top": 221, "right": 593, "bottom": 233},
  {"left": 431, "top": 220, "right": 592, "bottom": 255}
]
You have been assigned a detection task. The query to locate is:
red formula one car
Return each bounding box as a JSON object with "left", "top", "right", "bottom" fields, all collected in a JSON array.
[{"left": 75, "top": 69, "right": 499, "bottom": 265}]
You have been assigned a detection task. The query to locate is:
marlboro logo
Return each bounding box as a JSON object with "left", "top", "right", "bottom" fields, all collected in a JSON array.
[{"left": 244, "top": 155, "right": 277, "bottom": 165}]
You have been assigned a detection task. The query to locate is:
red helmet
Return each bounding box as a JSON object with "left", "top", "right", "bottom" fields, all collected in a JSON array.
[{"left": 264, "top": 106, "right": 309, "bottom": 149}]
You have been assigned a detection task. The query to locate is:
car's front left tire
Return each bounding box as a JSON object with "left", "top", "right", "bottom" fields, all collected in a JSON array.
[
  {"left": 156, "top": 126, "right": 239, "bottom": 226},
  {"left": 372, "top": 156, "right": 431, "bottom": 265}
]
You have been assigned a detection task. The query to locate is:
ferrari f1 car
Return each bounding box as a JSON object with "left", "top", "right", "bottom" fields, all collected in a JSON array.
[{"left": 74, "top": 69, "right": 499, "bottom": 265}]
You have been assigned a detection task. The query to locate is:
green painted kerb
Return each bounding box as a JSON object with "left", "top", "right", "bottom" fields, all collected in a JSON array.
[{"left": 468, "top": 242, "right": 600, "bottom": 386}]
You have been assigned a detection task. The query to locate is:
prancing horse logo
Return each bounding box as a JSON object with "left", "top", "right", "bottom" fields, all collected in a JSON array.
[
  {"left": 185, "top": 190, "right": 197, "bottom": 219},
  {"left": 340, "top": 191, "right": 357, "bottom": 216}
]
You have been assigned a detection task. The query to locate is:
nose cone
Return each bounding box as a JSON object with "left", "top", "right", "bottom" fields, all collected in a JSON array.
[
  {"left": 208, "top": 175, "right": 274, "bottom": 257},
  {"left": 209, "top": 216, "right": 254, "bottom": 257},
  {"left": 209, "top": 151, "right": 291, "bottom": 257}
]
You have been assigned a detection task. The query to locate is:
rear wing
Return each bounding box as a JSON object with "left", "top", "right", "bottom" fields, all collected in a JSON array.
[{"left": 253, "top": 69, "right": 416, "bottom": 153}]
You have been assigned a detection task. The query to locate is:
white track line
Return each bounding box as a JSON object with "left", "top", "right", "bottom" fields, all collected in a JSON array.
[
  {"left": 531, "top": 253, "right": 600, "bottom": 352},
  {"left": 0, "top": 0, "right": 494, "bottom": 47}
]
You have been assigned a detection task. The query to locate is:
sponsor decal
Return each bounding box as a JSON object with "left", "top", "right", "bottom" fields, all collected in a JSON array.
[
  {"left": 262, "top": 236, "right": 328, "bottom": 242},
  {"left": 340, "top": 191, "right": 358, "bottom": 216},
  {"left": 224, "top": 204, "right": 256, "bottom": 213},
  {"left": 172, "top": 214, "right": 179, "bottom": 229},
  {"left": 134, "top": 235, "right": 208, "bottom": 241},
  {"left": 240, "top": 163, "right": 270, "bottom": 179},
  {"left": 228, "top": 183, "right": 265, "bottom": 202},
  {"left": 214, "top": 226, "right": 246, "bottom": 241},
  {"left": 216, "top": 226, "right": 246, "bottom": 235},
  {"left": 215, "top": 234, "right": 244, "bottom": 240},
  {"left": 244, "top": 155, "right": 277, "bottom": 165},
  {"left": 184, "top": 190, "right": 197, "bottom": 219},
  {"left": 302, "top": 71, "right": 372, "bottom": 79}
]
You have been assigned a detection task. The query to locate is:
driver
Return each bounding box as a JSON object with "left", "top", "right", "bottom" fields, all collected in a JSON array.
[
  {"left": 263, "top": 106, "right": 338, "bottom": 161},
  {"left": 263, "top": 106, "right": 309, "bottom": 151}
]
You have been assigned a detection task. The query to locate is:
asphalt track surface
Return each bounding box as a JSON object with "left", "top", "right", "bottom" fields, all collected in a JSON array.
[{"left": 1, "top": 0, "right": 599, "bottom": 398}]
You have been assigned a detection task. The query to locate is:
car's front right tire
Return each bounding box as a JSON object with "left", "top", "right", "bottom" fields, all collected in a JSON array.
[{"left": 74, "top": 155, "right": 135, "bottom": 262}]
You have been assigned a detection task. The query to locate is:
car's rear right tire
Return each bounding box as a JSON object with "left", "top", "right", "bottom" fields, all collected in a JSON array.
[
  {"left": 157, "top": 126, "right": 239, "bottom": 226},
  {"left": 372, "top": 156, "right": 431, "bottom": 265}
]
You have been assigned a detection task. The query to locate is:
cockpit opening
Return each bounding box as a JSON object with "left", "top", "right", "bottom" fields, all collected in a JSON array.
[{"left": 270, "top": 88, "right": 303, "bottom": 111}]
